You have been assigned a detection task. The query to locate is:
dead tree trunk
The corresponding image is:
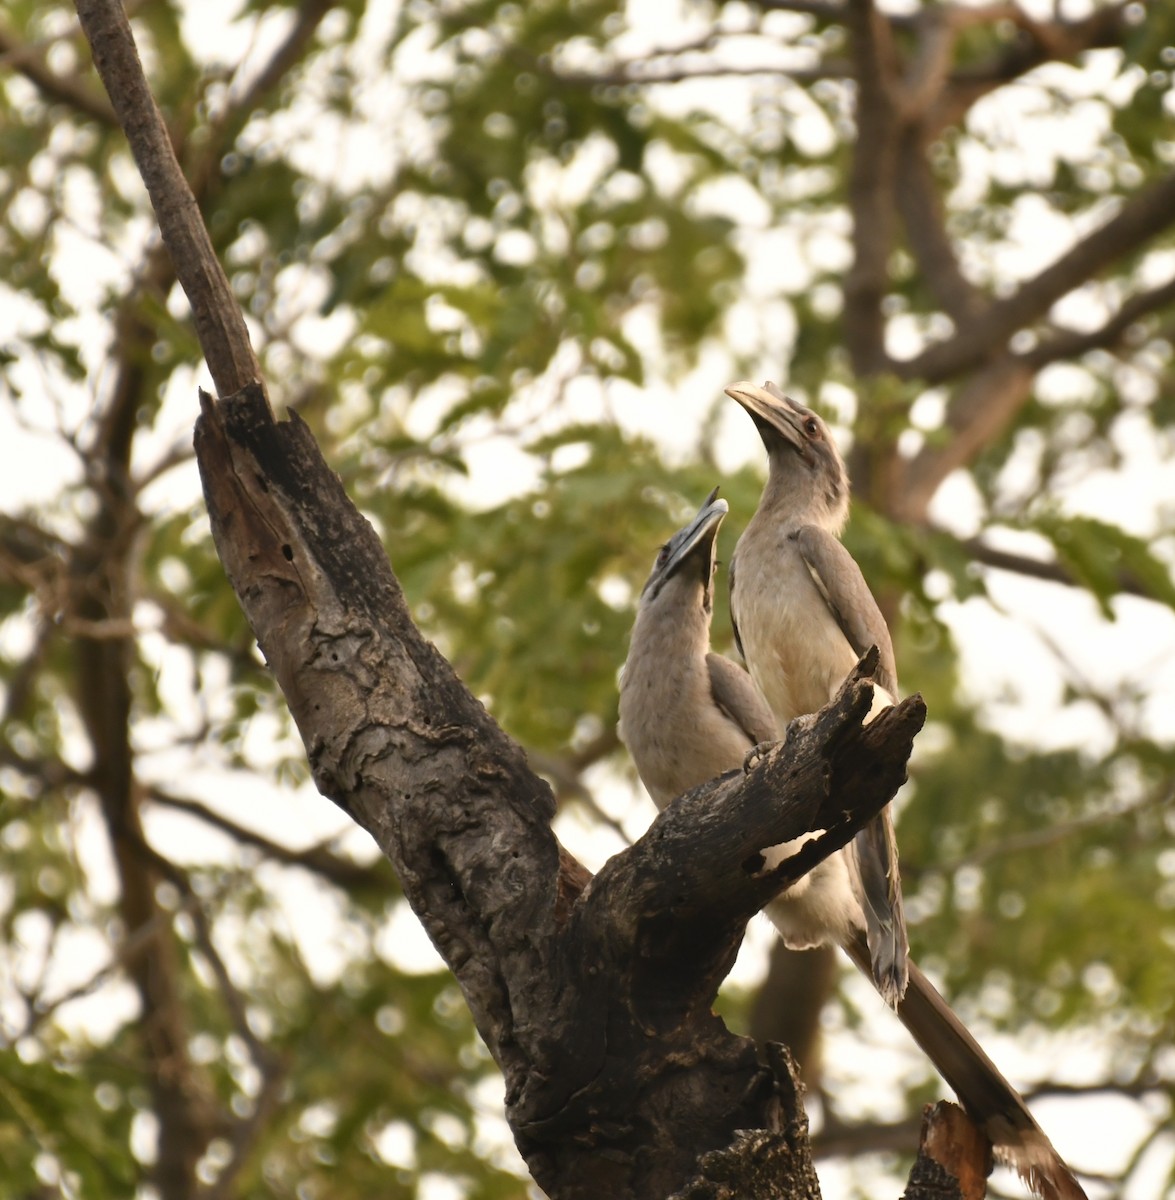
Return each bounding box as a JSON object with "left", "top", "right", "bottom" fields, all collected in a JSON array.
[
  {"left": 191, "top": 380, "right": 926, "bottom": 1198},
  {"left": 72, "top": 1, "right": 993, "bottom": 1195}
]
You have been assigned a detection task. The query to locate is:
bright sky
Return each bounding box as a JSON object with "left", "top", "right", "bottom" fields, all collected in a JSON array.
[{"left": 2, "top": 1, "right": 1174, "bottom": 1197}]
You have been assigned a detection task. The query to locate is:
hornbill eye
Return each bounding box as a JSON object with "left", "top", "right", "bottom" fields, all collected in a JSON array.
[{"left": 804, "top": 417, "right": 821, "bottom": 438}]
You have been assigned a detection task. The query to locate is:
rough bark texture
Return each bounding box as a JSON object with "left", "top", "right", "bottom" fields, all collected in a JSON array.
[
  {"left": 75, "top": 0, "right": 262, "bottom": 397},
  {"left": 193, "top": 381, "right": 928, "bottom": 1197},
  {"left": 73, "top": 0, "right": 999, "bottom": 1193}
]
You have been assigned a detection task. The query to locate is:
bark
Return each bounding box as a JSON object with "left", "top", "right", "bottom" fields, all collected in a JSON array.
[
  {"left": 843, "top": 0, "right": 901, "bottom": 378},
  {"left": 905, "top": 1102, "right": 992, "bottom": 1200},
  {"left": 75, "top": 1, "right": 1002, "bottom": 1194},
  {"left": 192, "top": 381, "right": 928, "bottom": 1197}
]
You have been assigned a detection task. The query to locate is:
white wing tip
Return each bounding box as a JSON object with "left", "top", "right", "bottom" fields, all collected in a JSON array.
[{"left": 994, "top": 1132, "right": 1088, "bottom": 1200}]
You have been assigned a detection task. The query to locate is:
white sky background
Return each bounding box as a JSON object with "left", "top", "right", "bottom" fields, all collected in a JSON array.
[{"left": 2, "top": 0, "right": 1175, "bottom": 1197}]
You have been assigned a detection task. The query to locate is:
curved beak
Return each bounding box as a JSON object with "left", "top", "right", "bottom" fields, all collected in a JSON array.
[
  {"left": 725, "top": 380, "right": 806, "bottom": 451},
  {"left": 644, "top": 487, "right": 729, "bottom": 596}
]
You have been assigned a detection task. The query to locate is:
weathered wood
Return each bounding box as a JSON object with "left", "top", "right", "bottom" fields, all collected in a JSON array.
[
  {"left": 905, "top": 1101, "right": 992, "bottom": 1200},
  {"left": 194, "top": 381, "right": 927, "bottom": 1198},
  {"left": 75, "top": 0, "right": 262, "bottom": 397}
]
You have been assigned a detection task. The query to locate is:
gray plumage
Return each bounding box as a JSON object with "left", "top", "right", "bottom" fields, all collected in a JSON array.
[
  {"left": 726, "top": 379, "right": 908, "bottom": 1006},
  {"left": 619, "top": 489, "right": 775, "bottom": 808},
  {"left": 706, "top": 652, "right": 777, "bottom": 749},
  {"left": 722, "top": 381, "right": 1086, "bottom": 1200},
  {"left": 794, "top": 525, "right": 898, "bottom": 699}
]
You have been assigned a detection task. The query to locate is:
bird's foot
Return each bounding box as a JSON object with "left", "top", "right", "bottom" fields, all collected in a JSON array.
[{"left": 743, "top": 740, "right": 775, "bottom": 773}]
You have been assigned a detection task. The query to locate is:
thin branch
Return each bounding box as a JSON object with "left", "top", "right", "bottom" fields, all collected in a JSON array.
[
  {"left": 755, "top": 0, "right": 856, "bottom": 20},
  {"left": 897, "top": 168, "right": 1175, "bottom": 384},
  {"left": 18, "top": 904, "right": 181, "bottom": 1039},
  {"left": 814, "top": 1113, "right": 925, "bottom": 1158},
  {"left": 900, "top": 273, "right": 1175, "bottom": 513},
  {"left": 951, "top": 530, "right": 1157, "bottom": 600},
  {"left": 147, "top": 588, "right": 267, "bottom": 674},
  {"left": 917, "top": 783, "right": 1172, "bottom": 877},
  {"left": 933, "top": 2, "right": 1139, "bottom": 133},
  {"left": 566, "top": 723, "right": 621, "bottom": 773},
  {"left": 75, "top": 0, "right": 261, "bottom": 398},
  {"left": 121, "top": 829, "right": 298, "bottom": 1200},
  {"left": 551, "top": 58, "right": 849, "bottom": 87},
  {"left": 0, "top": 19, "right": 117, "bottom": 125},
  {"left": 123, "top": 824, "right": 279, "bottom": 1079},
  {"left": 1025, "top": 1078, "right": 1168, "bottom": 1102},
  {"left": 196, "top": 1057, "right": 289, "bottom": 1200},
  {"left": 132, "top": 441, "right": 196, "bottom": 491},
  {"left": 1027, "top": 615, "right": 1132, "bottom": 730},
  {"left": 229, "top": 0, "right": 333, "bottom": 117},
  {"left": 1021, "top": 273, "right": 1175, "bottom": 368},
  {"left": 146, "top": 787, "right": 390, "bottom": 890},
  {"left": 184, "top": 0, "right": 336, "bottom": 201},
  {"left": 842, "top": 0, "right": 901, "bottom": 377},
  {"left": 0, "top": 740, "right": 89, "bottom": 791}
]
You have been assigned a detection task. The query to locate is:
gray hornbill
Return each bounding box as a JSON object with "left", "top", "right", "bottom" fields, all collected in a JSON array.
[
  {"left": 727, "top": 379, "right": 908, "bottom": 1009},
  {"left": 618, "top": 468, "right": 1085, "bottom": 1200},
  {"left": 618, "top": 488, "right": 777, "bottom": 808}
]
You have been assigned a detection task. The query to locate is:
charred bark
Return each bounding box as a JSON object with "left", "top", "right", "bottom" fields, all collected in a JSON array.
[
  {"left": 73, "top": 0, "right": 993, "bottom": 1192},
  {"left": 192, "top": 382, "right": 928, "bottom": 1197}
]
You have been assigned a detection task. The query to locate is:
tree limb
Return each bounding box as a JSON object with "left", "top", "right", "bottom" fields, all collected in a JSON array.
[
  {"left": 931, "top": 2, "right": 1139, "bottom": 134},
  {"left": 549, "top": 58, "right": 850, "bottom": 87},
  {"left": 897, "top": 169, "right": 1175, "bottom": 385},
  {"left": 896, "top": 357, "right": 1035, "bottom": 521},
  {"left": 146, "top": 787, "right": 391, "bottom": 890},
  {"left": 1021, "top": 273, "right": 1175, "bottom": 368},
  {"left": 895, "top": 127, "right": 988, "bottom": 326},
  {"left": 75, "top": 0, "right": 261, "bottom": 398},
  {"left": 842, "top": 0, "right": 901, "bottom": 377},
  {"left": 950, "top": 530, "right": 1159, "bottom": 601},
  {"left": 0, "top": 18, "right": 116, "bottom": 124},
  {"left": 193, "top": 382, "right": 925, "bottom": 1196}
]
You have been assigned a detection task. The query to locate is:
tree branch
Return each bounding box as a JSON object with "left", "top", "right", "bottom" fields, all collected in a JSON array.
[
  {"left": 0, "top": 18, "right": 116, "bottom": 125},
  {"left": 932, "top": 2, "right": 1139, "bottom": 133},
  {"left": 842, "top": 0, "right": 901, "bottom": 377},
  {"left": 895, "top": 275, "right": 1175, "bottom": 520},
  {"left": 193, "top": 382, "right": 925, "bottom": 1197},
  {"left": 1021, "top": 273, "right": 1175, "bottom": 368},
  {"left": 146, "top": 787, "right": 390, "bottom": 890},
  {"left": 75, "top": 0, "right": 261, "bottom": 398},
  {"left": 550, "top": 58, "right": 849, "bottom": 87},
  {"left": 895, "top": 127, "right": 988, "bottom": 326},
  {"left": 952, "top": 530, "right": 1159, "bottom": 600},
  {"left": 896, "top": 357, "right": 1035, "bottom": 521},
  {"left": 912, "top": 781, "right": 1172, "bottom": 879},
  {"left": 897, "top": 169, "right": 1175, "bottom": 384}
]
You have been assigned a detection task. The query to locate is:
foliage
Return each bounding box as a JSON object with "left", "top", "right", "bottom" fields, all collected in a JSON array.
[{"left": 1, "top": 0, "right": 1173, "bottom": 1196}]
